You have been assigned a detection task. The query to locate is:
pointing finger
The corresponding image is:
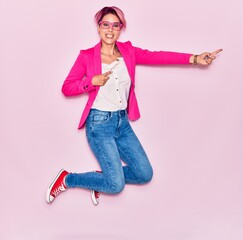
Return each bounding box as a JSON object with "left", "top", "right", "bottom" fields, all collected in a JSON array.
[
  {"left": 211, "top": 49, "right": 223, "bottom": 56},
  {"left": 104, "top": 71, "right": 112, "bottom": 76}
]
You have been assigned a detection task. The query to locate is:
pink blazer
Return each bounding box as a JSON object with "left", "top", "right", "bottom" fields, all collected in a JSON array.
[{"left": 62, "top": 41, "right": 192, "bottom": 129}]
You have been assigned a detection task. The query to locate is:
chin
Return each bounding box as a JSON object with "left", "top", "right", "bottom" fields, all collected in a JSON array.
[{"left": 102, "top": 38, "right": 118, "bottom": 45}]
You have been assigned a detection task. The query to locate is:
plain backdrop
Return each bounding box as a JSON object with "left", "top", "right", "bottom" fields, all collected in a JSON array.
[{"left": 1, "top": 0, "right": 243, "bottom": 240}]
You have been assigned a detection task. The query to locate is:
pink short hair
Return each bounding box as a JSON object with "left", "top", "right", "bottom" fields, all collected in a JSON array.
[{"left": 95, "top": 6, "right": 127, "bottom": 29}]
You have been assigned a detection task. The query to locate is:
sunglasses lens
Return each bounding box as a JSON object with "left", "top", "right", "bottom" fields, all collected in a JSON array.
[
  {"left": 99, "top": 21, "right": 122, "bottom": 31},
  {"left": 101, "top": 22, "right": 110, "bottom": 29},
  {"left": 113, "top": 23, "right": 121, "bottom": 30}
]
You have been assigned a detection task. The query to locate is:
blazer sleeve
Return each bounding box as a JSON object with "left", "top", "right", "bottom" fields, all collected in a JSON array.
[
  {"left": 132, "top": 45, "right": 193, "bottom": 65},
  {"left": 62, "top": 50, "right": 97, "bottom": 96}
]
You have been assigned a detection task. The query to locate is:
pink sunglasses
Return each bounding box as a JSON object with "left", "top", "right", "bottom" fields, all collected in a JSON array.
[{"left": 99, "top": 21, "right": 123, "bottom": 31}]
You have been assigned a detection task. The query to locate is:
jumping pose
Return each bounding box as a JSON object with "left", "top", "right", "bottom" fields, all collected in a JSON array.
[{"left": 46, "top": 6, "right": 222, "bottom": 205}]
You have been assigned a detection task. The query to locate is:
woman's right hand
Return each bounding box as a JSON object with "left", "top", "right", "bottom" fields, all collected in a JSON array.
[{"left": 92, "top": 71, "right": 112, "bottom": 86}]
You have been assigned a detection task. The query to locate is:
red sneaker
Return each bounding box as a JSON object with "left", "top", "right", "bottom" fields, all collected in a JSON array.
[
  {"left": 91, "top": 170, "right": 102, "bottom": 206},
  {"left": 46, "top": 169, "right": 69, "bottom": 203}
]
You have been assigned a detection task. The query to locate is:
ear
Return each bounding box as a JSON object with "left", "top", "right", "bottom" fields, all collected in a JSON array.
[{"left": 97, "top": 24, "right": 100, "bottom": 33}]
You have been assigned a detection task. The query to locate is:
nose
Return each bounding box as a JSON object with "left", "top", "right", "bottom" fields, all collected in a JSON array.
[{"left": 108, "top": 25, "right": 113, "bottom": 31}]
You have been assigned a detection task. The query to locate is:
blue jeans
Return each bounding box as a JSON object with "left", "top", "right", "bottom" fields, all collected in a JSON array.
[{"left": 65, "top": 109, "right": 153, "bottom": 194}]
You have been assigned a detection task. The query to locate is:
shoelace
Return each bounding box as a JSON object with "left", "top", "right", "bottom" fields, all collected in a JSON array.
[{"left": 51, "top": 183, "right": 66, "bottom": 197}]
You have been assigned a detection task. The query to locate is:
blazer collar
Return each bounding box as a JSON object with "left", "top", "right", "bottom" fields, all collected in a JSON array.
[{"left": 94, "top": 41, "right": 102, "bottom": 56}]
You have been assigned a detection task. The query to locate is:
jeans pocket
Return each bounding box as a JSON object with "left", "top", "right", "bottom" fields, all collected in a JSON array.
[{"left": 92, "top": 113, "right": 111, "bottom": 124}]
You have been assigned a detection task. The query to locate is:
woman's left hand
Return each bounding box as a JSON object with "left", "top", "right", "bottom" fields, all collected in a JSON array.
[{"left": 191, "top": 49, "right": 223, "bottom": 65}]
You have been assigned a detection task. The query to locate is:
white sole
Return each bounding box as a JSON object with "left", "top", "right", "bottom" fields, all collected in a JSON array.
[
  {"left": 46, "top": 169, "right": 65, "bottom": 203},
  {"left": 91, "top": 191, "right": 99, "bottom": 206}
]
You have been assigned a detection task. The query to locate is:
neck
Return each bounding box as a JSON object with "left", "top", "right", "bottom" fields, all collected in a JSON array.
[{"left": 101, "top": 42, "right": 117, "bottom": 56}]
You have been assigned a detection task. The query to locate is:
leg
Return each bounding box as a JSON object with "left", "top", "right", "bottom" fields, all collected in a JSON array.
[
  {"left": 116, "top": 115, "right": 153, "bottom": 184},
  {"left": 65, "top": 110, "right": 125, "bottom": 194}
]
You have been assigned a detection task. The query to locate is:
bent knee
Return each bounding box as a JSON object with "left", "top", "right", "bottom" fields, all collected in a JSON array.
[
  {"left": 108, "top": 177, "right": 125, "bottom": 194},
  {"left": 140, "top": 166, "right": 153, "bottom": 184}
]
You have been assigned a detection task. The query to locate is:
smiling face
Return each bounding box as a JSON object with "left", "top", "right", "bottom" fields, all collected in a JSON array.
[{"left": 98, "top": 13, "right": 122, "bottom": 46}]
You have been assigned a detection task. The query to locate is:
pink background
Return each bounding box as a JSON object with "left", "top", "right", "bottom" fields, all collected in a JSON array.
[{"left": 1, "top": 0, "right": 243, "bottom": 239}]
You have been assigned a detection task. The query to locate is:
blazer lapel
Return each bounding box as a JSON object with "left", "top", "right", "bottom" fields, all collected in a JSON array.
[
  {"left": 93, "top": 41, "right": 102, "bottom": 75},
  {"left": 116, "top": 41, "right": 134, "bottom": 84}
]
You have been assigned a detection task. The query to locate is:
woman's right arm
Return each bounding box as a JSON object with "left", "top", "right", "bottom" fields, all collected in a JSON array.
[{"left": 62, "top": 51, "right": 97, "bottom": 97}]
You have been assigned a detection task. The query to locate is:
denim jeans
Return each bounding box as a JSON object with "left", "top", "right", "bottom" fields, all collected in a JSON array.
[{"left": 65, "top": 109, "right": 153, "bottom": 194}]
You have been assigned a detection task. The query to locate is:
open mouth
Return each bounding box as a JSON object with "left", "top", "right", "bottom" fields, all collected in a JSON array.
[{"left": 105, "top": 34, "right": 114, "bottom": 39}]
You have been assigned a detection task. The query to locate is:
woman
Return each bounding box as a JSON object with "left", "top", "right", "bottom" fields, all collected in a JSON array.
[{"left": 46, "top": 6, "right": 222, "bottom": 205}]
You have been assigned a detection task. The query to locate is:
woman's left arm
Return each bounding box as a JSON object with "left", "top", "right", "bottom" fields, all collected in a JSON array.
[
  {"left": 133, "top": 44, "right": 222, "bottom": 65},
  {"left": 133, "top": 46, "right": 193, "bottom": 65},
  {"left": 189, "top": 49, "right": 223, "bottom": 65}
]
